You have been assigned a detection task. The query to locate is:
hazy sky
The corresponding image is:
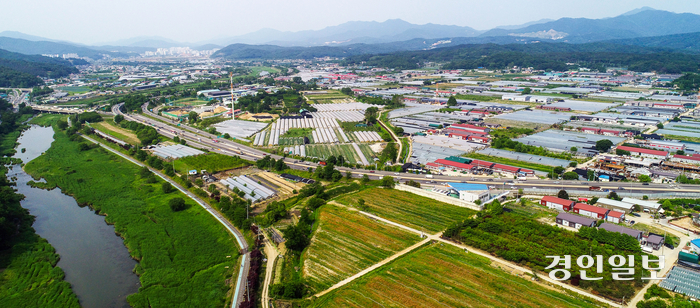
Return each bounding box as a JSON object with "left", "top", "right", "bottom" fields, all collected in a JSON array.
[{"left": 0, "top": 0, "right": 698, "bottom": 44}]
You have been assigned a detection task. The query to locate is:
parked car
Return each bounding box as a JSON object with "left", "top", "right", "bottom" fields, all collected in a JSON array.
[
  {"left": 642, "top": 182, "right": 649, "bottom": 185},
  {"left": 664, "top": 243, "right": 674, "bottom": 249},
  {"left": 369, "top": 170, "right": 375, "bottom": 173},
  {"left": 394, "top": 172, "right": 400, "bottom": 175},
  {"left": 630, "top": 213, "right": 641, "bottom": 217},
  {"left": 630, "top": 220, "right": 636, "bottom": 225}
]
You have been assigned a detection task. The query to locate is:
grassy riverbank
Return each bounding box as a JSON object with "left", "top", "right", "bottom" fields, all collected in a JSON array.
[
  {"left": 0, "top": 111, "right": 80, "bottom": 307},
  {"left": 24, "top": 119, "right": 241, "bottom": 307}
]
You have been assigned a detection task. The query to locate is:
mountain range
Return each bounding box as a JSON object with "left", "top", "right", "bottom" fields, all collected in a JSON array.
[{"left": 4, "top": 7, "right": 700, "bottom": 60}]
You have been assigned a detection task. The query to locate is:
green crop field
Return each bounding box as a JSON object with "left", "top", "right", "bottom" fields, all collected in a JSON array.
[
  {"left": 335, "top": 188, "right": 475, "bottom": 233},
  {"left": 169, "top": 98, "right": 208, "bottom": 106},
  {"left": 57, "top": 86, "right": 91, "bottom": 94},
  {"left": 24, "top": 127, "right": 241, "bottom": 307},
  {"left": 304, "top": 144, "right": 361, "bottom": 164},
  {"left": 312, "top": 244, "right": 599, "bottom": 308},
  {"left": 466, "top": 153, "right": 555, "bottom": 173},
  {"left": 302, "top": 205, "right": 420, "bottom": 293},
  {"left": 173, "top": 153, "right": 250, "bottom": 174}
]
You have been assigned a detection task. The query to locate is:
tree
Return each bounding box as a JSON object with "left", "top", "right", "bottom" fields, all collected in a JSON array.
[
  {"left": 587, "top": 197, "right": 599, "bottom": 205},
  {"left": 195, "top": 179, "right": 204, "bottom": 187},
  {"left": 447, "top": 96, "right": 457, "bottom": 106},
  {"left": 162, "top": 182, "right": 175, "bottom": 193},
  {"left": 643, "top": 195, "right": 649, "bottom": 200},
  {"left": 607, "top": 191, "right": 620, "bottom": 201},
  {"left": 638, "top": 174, "right": 652, "bottom": 183},
  {"left": 557, "top": 190, "right": 569, "bottom": 200},
  {"left": 364, "top": 107, "right": 379, "bottom": 124},
  {"left": 563, "top": 172, "right": 579, "bottom": 180},
  {"left": 361, "top": 174, "right": 369, "bottom": 183},
  {"left": 57, "top": 120, "right": 69, "bottom": 130},
  {"left": 676, "top": 150, "right": 685, "bottom": 156},
  {"left": 345, "top": 171, "right": 352, "bottom": 179},
  {"left": 569, "top": 161, "right": 578, "bottom": 168},
  {"left": 357, "top": 198, "right": 367, "bottom": 210},
  {"left": 587, "top": 169, "right": 595, "bottom": 181},
  {"left": 656, "top": 123, "right": 664, "bottom": 129},
  {"left": 380, "top": 176, "right": 395, "bottom": 189},
  {"left": 570, "top": 147, "right": 577, "bottom": 152},
  {"left": 114, "top": 114, "right": 124, "bottom": 123},
  {"left": 595, "top": 139, "right": 614, "bottom": 152},
  {"left": 423, "top": 80, "right": 432, "bottom": 85},
  {"left": 188, "top": 111, "right": 198, "bottom": 123},
  {"left": 616, "top": 149, "right": 631, "bottom": 156},
  {"left": 553, "top": 166, "right": 565, "bottom": 175},
  {"left": 169, "top": 198, "right": 186, "bottom": 211}
]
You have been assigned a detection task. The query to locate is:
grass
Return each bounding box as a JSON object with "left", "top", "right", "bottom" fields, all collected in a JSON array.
[
  {"left": 24, "top": 126, "right": 241, "bottom": 307},
  {"left": 454, "top": 94, "right": 498, "bottom": 101},
  {"left": 661, "top": 134, "right": 700, "bottom": 143},
  {"left": 0, "top": 114, "right": 80, "bottom": 308},
  {"left": 305, "top": 144, "right": 362, "bottom": 164},
  {"left": 484, "top": 117, "right": 551, "bottom": 130},
  {"left": 57, "top": 86, "right": 92, "bottom": 94},
  {"left": 282, "top": 128, "right": 313, "bottom": 138},
  {"left": 91, "top": 120, "right": 140, "bottom": 145},
  {"left": 173, "top": 153, "right": 251, "bottom": 174},
  {"left": 335, "top": 188, "right": 476, "bottom": 233},
  {"left": 466, "top": 153, "right": 556, "bottom": 173},
  {"left": 312, "top": 243, "right": 600, "bottom": 308},
  {"left": 302, "top": 205, "right": 420, "bottom": 293},
  {"left": 399, "top": 138, "right": 410, "bottom": 163},
  {"left": 169, "top": 98, "right": 209, "bottom": 106}
]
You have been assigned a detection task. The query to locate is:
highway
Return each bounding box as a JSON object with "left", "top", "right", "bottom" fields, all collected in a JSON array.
[{"left": 113, "top": 103, "right": 700, "bottom": 197}]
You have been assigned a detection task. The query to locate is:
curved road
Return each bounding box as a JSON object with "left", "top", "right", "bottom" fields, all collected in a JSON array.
[{"left": 113, "top": 103, "right": 700, "bottom": 305}]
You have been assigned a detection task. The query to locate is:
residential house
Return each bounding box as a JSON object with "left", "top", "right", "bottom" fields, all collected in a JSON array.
[
  {"left": 556, "top": 213, "right": 597, "bottom": 229},
  {"left": 600, "top": 223, "right": 643, "bottom": 241},
  {"left": 541, "top": 196, "right": 575, "bottom": 211},
  {"left": 606, "top": 211, "right": 625, "bottom": 224},
  {"left": 573, "top": 203, "right": 609, "bottom": 219}
]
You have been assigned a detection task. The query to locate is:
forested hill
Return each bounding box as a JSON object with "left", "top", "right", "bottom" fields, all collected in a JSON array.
[
  {"left": 0, "top": 49, "right": 80, "bottom": 87},
  {"left": 342, "top": 42, "right": 700, "bottom": 73}
]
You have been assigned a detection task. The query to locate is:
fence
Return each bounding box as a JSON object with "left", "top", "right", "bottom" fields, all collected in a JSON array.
[
  {"left": 395, "top": 184, "right": 483, "bottom": 211},
  {"left": 519, "top": 188, "right": 700, "bottom": 199}
]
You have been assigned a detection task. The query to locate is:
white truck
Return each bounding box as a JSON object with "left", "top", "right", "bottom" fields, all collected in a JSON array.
[{"left": 425, "top": 174, "right": 434, "bottom": 179}]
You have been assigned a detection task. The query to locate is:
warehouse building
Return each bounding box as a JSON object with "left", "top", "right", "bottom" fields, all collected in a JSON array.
[
  {"left": 600, "top": 223, "right": 643, "bottom": 241},
  {"left": 556, "top": 212, "right": 596, "bottom": 229},
  {"left": 541, "top": 196, "right": 575, "bottom": 211},
  {"left": 597, "top": 198, "right": 635, "bottom": 213},
  {"left": 616, "top": 145, "right": 669, "bottom": 159},
  {"left": 619, "top": 198, "right": 662, "bottom": 213},
  {"left": 606, "top": 211, "right": 625, "bottom": 224},
  {"left": 446, "top": 183, "right": 490, "bottom": 203},
  {"left": 573, "top": 203, "right": 609, "bottom": 219}
]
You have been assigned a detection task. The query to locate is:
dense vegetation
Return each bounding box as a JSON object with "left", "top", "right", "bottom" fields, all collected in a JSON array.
[
  {"left": 343, "top": 42, "right": 700, "bottom": 73},
  {"left": 0, "top": 109, "right": 80, "bottom": 307},
  {"left": 444, "top": 208, "right": 647, "bottom": 300},
  {"left": 24, "top": 122, "right": 240, "bottom": 307},
  {"left": 0, "top": 48, "right": 79, "bottom": 87},
  {"left": 173, "top": 153, "right": 250, "bottom": 174},
  {"left": 672, "top": 73, "right": 700, "bottom": 91}
]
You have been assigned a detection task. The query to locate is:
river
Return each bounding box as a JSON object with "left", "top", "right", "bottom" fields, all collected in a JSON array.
[{"left": 8, "top": 125, "right": 140, "bottom": 308}]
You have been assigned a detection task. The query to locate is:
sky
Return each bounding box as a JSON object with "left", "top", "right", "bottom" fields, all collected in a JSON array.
[{"left": 0, "top": 0, "right": 699, "bottom": 45}]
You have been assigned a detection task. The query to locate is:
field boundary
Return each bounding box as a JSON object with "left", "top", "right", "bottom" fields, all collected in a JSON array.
[{"left": 394, "top": 184, "right": 483, "bottom": 210}]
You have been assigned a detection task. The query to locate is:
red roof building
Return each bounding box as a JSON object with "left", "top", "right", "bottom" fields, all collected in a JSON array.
[
  {"left": 606, "top": 210, "right": 625, "bottom": 223},
  {"left": 599, "top": 129, "right": 621, "bottom": 136},
  {"left": 541, "top": 196, "right": 575, "bottom": 211},
  {"left": 434, "top": 159, "right": 475, "bottom": 172},
  {"left": 573, "top": 203, "right": 609, "bottom": 219},
  {"left": 470, "top": 160, "right": 494, "bottom": 169},
  {"left": 616, "top": 145, "right": 669, "bottom": 159},
  {"left": 671, "top": 155, "right": 700, "bottom": 164},
  {"left": 468, "top": 135, "right": 490, "bottom": 143},
  {"left": 492, "top": 164, "right": 521, "bottom": 174}
]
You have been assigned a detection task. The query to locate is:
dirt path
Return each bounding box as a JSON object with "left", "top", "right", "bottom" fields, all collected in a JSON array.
[
  {"left": 377, "top": 110, "right": 401, "bottom": 164},
  {"left": 319, "top": 201, "right": 622, "bottom": 307},
  {"left": 261, "top": 231, "right": 279, "bottom": 308},
  {"left": 91, "top": 121, "right": 140, "bottom": 144}
]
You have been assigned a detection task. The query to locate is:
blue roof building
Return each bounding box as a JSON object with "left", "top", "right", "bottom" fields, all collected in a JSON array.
[
  {"left": 446, "top": 183, "right": 489, "bottom": 203},
  {"left": 691, "top": 239, "right": 700, "bottom": 254},
  {"left": 446, "top": 183, "right": 488, "bottom": 191}
]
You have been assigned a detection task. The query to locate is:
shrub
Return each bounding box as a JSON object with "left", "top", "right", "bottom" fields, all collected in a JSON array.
[{"left": 169, "top": 198, "right": 186, "bottom": 211}]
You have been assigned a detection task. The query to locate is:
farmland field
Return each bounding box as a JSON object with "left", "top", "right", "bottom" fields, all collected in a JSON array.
[
  {"left": 302, "top": 205, "right": 420, "bottom": 293},
  {"left": 305, "top": 144, "right": 362, "bottom": 164},
  {"left": 312, "top": 244, "right": 599, "bottom": 308},
  {"left": 91, "top": 120, "right": 140, "bottom": 145},
  {"left": 57, "top": 86, "right": 91, "bottom": 93},
  {"left": 173, "top": 153, "right": 250, "bottom": 174},
  {"left": 335, "top": 188, "right": 476, "bottom": 233}
]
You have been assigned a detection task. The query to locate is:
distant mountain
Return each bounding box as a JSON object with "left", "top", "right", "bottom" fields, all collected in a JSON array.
[
  {"left": 0, "top": 31, "right": 56, "bottom": 42},
  {"left": 342, "top": 42, "right": 700, "bottom": 73},
  {"left": 480, "top": 8, "right": 700, "bottom": 43},
  {"left": 209, "top": 19, "right": 482, "bottom": 47},
  {"left": 212, "top": 36, "right": 543, "bottom": 60},
  {"left": 494, "top": 19, "right": 555, "bottom": 30},
  {"left": 96, "top": 36, "right": 181, "bottom": 47},
  {"left": 606, "top": 32, "right": 700, "bottom": 53},
  {"left": 0, "top": 37, "right": 126, "bottom": 60},
  {"left": 0, "top": 48, "right": 80, "bottom": 87}
]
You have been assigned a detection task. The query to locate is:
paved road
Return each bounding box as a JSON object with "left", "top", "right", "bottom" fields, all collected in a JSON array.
[
  {"left": 80, "top": 132, "right": 250, "bottom": 308},
  {"left": 112, "top": 104, "right": 700, "bottom": 196}
]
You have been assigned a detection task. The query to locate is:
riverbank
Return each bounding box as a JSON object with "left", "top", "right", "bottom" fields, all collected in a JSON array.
[
  {"left": 0, "top": 109, "right": 80, "bottom": 307},
  {"left": 24, "top": 115, "right": 241, "bottom": 307}
]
